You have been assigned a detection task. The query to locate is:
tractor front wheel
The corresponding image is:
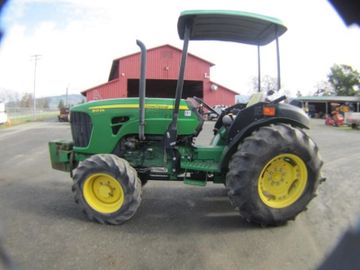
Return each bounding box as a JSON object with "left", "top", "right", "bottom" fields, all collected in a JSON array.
[
  {"left": 72, "top": 154, "right": 142, "bottom": 225},
  {"left": 226, "top": 124, "right": 323, "bottom": 226}
]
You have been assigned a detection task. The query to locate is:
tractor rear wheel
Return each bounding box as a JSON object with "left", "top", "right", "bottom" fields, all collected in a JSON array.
[
  {"left": 226, "top": 124, "right": 323, "bottom": 226},
  {"left": 72, "top": 154, "right": 142, "bottom": 225}
]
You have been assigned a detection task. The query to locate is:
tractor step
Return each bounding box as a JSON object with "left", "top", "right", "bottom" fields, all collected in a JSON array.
[
  {"left": 184, "top": 178, "right": 207, "bottom": 186},
  {"left": 137, "top": 167, "right": 169, "bottom": 180},
  {"left": 181, "top": 160, "right": 219, "bottom": 172}
]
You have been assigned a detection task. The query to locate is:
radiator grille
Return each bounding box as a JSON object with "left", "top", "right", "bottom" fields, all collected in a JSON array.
[{"left": 70, "top": 111, "right": 92, "bottom": 147}]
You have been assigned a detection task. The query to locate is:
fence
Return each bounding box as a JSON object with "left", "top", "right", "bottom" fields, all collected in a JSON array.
[{"left": 4, "top": 107, "right": 59, "bottom": 126}]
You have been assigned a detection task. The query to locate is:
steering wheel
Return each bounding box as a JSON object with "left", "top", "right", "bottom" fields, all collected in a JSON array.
[{"left": 192, "top": 96, "right": 220, "bottom": 117}]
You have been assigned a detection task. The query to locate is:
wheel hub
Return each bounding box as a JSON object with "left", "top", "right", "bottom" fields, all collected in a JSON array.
[
  {"left": 83, "top": 173, "right": 125, "bottom": 213},
  {"left": 98, "top": 184, "right": 114, "bottom": 199},
  {"left": 258, "top": 154, "right": 308, "bottom": 208}
]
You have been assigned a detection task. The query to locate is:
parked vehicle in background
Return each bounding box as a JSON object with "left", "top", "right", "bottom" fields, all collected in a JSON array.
[
  {"left": 344, "top": 111, "right": 360, "bottom": 129},
  {"left": 0, "top": 102, "right": 8, "bottom": 125},
  {"left": 208, "top": 105, "right": 225, "bottom": 121},
  {"left": 325, "top": 113, "right": 344, "bottom": 127},
  {"left": 325, "top": 103, "right": 344, "bottom": 127},
  {"left": 58, "top": 107, "right": 69, "bottom": 122}
]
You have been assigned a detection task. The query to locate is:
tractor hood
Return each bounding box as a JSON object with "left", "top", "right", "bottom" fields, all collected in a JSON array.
[{"left": 69, "top": 98, "right": 202, "bottom": 153}]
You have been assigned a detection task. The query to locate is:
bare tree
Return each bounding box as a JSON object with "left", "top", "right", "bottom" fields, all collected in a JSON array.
[
  {"left": 314, "top": 81, "right": 335, "bottom": 96},
  {"left": 0, "top": 89, "right": 20, "bottom": 103},
  {"left": 37, "top": 97, "right": 50, "bottom": 109},
  {"left": 20, "top": 93, "right": 33, "bottom": 108},
  {"left": 251, "top": 75, "right": 278, "bottom": 93}
]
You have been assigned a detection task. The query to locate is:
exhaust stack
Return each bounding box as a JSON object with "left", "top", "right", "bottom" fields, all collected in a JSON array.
[{"left": 136, "top": 40, "right": 146, "bottom": 141}]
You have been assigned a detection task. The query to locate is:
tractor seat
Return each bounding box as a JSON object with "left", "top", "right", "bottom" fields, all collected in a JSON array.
[
  {"left": 221, "top": 92, "right": 265, "bottom": 128},
  {"left": 246, "top": 92, "right": 265, "bottom": 107}
]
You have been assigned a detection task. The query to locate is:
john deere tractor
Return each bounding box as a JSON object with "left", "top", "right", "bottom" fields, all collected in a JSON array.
[{"left": 49, "top": 10, "right": 323, "bottom": 226}]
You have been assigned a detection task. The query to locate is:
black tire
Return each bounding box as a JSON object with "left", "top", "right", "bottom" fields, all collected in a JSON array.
[
  {"left": 130, "top": 167, "right": 148, "bottom": 186},
  {"left": 72, "top": 154, "right": 142, "bottom": 225},
  {"left": 139, "top": 177, "right": 148, "bottom": 186},
  {"left": 226, "top": 124, "right": 323, "bottom": 226}
]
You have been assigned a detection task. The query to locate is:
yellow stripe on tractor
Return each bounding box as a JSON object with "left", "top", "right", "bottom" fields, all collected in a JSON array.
[{"left": 89, "top": 104, "right": 189, "bottom": 112}]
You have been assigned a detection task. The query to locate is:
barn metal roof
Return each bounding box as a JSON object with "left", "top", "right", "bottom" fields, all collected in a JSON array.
[
  {"left": 107, "top": 44, "right": 216, "bottom": 82},
  {"left": 296, "top": 96, "right": 360, "bottom": 103},
  {"left": 113, "top": 44, "right": 215, "bottom": 66},
  {"left": 178, "top": 10, "right": 287, "bottom": 45}
]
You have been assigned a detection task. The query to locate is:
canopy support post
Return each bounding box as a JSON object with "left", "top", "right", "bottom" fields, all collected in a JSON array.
[
  {"left": 275, "top": 25, "right": 281, "bottom": 91},
  {"left": 257, "top": 45, "right": 261, "bottom": 92}
]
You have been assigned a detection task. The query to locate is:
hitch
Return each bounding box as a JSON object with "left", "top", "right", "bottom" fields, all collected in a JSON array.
[{"left": 48, "top": 140, "right": 73, "bottom": 172}]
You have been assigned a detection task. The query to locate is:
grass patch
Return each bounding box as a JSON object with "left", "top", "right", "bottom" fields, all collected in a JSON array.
[{"left": 0, "top": 112, "right": 58, "bottom": 129}]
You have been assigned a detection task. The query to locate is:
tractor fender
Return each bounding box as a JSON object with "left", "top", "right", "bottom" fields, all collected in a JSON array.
[{"left": 220, "top": 103, "right": 310, "bottom": 170}]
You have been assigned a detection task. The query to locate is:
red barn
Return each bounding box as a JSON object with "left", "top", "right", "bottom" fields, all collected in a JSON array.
[{"left": 82, "top": 44, "right": 237, "bottom": 106}]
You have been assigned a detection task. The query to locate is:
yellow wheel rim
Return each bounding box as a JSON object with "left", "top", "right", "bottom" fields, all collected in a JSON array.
[
  {"left": 258, "top": 154, "right": 307, "bottom": 208},
  {"left": 83, "top": 173, "right": 125, "bottom": 214}
]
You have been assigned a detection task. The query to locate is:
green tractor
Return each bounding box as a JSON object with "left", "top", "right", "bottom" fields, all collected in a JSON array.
[{"left": 49, "top": 10, "right": 323, "bottom": 226}]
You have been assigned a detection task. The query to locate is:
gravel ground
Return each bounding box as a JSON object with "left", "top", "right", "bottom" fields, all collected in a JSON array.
[{"left": 0, "top": 119, "right": 359, "bottom": 270}]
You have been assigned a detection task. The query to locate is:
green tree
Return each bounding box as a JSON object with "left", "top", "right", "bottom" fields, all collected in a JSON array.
[
  {"left": 327, "top": 64, "right": 360, "bottom": 96},
  {"left": 58, "top": 99, "right": 65, "bottom": 109}
]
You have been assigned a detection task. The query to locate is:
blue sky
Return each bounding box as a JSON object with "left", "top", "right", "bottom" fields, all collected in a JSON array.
[
  {"left": 0, "top": 0, "right": 359, "bottom": 99},
  {"left": 2, "top": 2, "right": 75, "bottom": 32}
]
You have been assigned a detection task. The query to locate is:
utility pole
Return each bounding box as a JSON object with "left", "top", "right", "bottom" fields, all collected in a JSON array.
[
  {"left": 65, "top": 85, "right": 69, "bottom": 107},
  {"left": 31, "top": 54, "right": 41, "bottom": 120}
]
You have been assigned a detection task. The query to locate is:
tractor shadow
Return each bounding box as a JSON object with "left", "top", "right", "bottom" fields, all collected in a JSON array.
[
  {"left": 124, "top": 182, "right": 256, "bottom": 233},
  {"left": 6, "top": 179, "right": 259, "bottom": 234}
]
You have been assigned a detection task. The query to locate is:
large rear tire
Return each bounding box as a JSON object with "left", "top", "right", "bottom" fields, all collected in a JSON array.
[
  {"left": 72, "top": 154, "right": 142, "bottom": 225},
  {"left": 226, "top": 124, "right": 323, "bottom": 226}
]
